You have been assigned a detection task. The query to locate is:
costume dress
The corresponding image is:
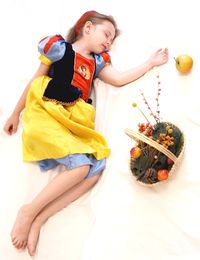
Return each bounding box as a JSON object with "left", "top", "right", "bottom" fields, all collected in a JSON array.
[{"left": 22, "top": 35, "right": 110, "bottom": 177}]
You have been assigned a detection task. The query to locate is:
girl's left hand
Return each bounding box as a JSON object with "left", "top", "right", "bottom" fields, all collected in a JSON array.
[{"left": 149, "top": 48, "right": 168, "bottom": 67}]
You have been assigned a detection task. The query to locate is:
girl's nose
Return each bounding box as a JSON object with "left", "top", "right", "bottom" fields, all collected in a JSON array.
[{"left": 106, "top": 40, "right": 111, "bottom": 48}]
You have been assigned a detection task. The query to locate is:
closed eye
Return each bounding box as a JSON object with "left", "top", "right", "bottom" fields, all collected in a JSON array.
[
  {"left": 104, "top": 31, "right": 114, "bottom": 44},
  {"left": 105, "top": 32, "right": 109, "bottom": 38}
]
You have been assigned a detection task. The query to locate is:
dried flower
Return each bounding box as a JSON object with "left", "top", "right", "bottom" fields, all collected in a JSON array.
[
  {"left": 132, "top": 102, "right": 137, "bottom": 107},
  {"left": 132, "top": 75, "right": 162, "bottom": 126},
  {"left": 139, "top": 89, "right": 159, "bottom": 124},
  {"left": 156, "top": 74, "right": 161, "bottom": 122},
  {"left": 132, "top": 102, "right": 151, "bottom": 126}
]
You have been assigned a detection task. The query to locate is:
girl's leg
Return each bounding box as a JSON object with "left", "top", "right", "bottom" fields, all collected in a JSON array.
[
  {"left": 11, "top": 165, "right": 90, "bottom": 249},
  {"left": 27, "top": 174, "right": 100, "bottom": 256}
]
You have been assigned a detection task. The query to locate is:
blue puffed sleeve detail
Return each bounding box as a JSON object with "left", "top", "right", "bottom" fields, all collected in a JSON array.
[
  {"left": 93, "top": 52, "right": 111, "bottom": 78},
  {"left": 38, "top": 35, "right": 66, "bottom": 63}
]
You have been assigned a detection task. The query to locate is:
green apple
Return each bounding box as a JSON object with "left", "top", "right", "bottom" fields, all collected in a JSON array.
[{"left": 175, "top": 54, "right": 193, "bottom": 74}]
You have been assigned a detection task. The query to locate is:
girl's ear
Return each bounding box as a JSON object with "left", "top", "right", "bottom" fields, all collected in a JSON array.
[{"left": 84, "top": 21, "right": 93, "bottom": 34}]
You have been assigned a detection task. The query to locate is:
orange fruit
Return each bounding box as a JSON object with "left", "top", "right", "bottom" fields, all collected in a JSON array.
[{"left": 157, "top": 169, "right": 169, "bottom": 181}]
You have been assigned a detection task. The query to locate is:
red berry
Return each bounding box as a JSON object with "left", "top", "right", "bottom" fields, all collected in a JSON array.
[{"left": 167, "top": 158, "right": 174, "bottom": 165}]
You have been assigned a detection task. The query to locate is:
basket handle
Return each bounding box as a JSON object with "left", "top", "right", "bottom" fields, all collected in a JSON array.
[{"left": 125, "top": 128, "right": 177, "bottom": 163}]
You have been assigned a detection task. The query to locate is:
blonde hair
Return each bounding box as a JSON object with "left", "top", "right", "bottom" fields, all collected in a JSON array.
[{"left": 66, "top": 11, "right": 120, "bottom": 43}]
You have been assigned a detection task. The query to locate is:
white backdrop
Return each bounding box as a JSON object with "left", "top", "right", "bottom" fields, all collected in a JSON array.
[{"left": 1, "top": 1, "right": 200, "bottom": 260}]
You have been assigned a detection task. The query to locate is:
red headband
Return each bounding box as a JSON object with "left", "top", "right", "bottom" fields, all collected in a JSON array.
[{"left": 75, "top": 10, "right": 96, "bottom": 37}]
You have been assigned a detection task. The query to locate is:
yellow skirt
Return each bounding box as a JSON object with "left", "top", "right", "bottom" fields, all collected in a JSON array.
[{"left": 22, "top": 76, "right": 110, "bottom": 162}]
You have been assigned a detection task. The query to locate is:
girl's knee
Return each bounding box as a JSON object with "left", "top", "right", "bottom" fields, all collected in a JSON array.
[
  {"left": 79, "top": 165, "right": 90, "bottom": 176},
  {"left": 89, "top": 173, "right": 101, "bottom": 184}
]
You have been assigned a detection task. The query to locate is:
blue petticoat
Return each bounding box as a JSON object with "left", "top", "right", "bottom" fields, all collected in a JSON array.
[{"left": 37, "top": 153, "right": 106, "bottom": 178}]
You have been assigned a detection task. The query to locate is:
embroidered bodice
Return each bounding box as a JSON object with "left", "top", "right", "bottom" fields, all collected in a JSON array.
[{"left": 38, "top": 35, "right": 111, "bottom": 105}]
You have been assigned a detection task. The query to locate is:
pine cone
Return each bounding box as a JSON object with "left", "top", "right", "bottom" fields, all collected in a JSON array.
[{"left": 138, "top": 168, "right": 158, "bottom": 184}]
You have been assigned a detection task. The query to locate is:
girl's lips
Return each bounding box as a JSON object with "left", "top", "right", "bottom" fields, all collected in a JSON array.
[{"left": 101, "top": 44, "right": 107, "bottom": 51}]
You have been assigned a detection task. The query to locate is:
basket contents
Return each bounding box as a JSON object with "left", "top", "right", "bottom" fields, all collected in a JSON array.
[{"left": 125, "top": 75, "right": 184, "bottom": 185}]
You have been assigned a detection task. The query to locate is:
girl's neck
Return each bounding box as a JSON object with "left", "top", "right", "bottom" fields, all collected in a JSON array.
[{"left": 72, "top": 40, "right": 93, "bottom": 59}]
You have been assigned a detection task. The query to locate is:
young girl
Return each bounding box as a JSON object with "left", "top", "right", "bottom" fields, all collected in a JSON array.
[{"left": 4, "top": 10, "right": 168, "bottom": 256}]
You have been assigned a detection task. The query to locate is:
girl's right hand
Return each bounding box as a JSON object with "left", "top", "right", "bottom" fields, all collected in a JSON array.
[
  {"left": 3, "top": 114, "right": 20, "bottom": 135},
  {"left": 148, "top": 48, "right": 169, "bottom": 67}
]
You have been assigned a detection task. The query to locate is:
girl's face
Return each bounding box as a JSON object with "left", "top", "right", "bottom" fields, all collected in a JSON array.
[{"left": 89, "top": 20, "right": 116, "bottom": 53}]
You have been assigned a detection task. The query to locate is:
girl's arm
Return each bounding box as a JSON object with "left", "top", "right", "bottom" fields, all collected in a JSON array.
[
  {"left": 4, "top": 62, "right": 50, "bottom": 135},
  {"left": 98, "top": 48, "right": 168, "bottom": 86}
]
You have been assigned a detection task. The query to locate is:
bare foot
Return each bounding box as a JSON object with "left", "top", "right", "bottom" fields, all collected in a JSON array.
[
  {"left": 27, "top": 220, "right": 42, "bottom": 256},
  {"left": 11, "top": 204, "right": 35, "bottom": 249}
]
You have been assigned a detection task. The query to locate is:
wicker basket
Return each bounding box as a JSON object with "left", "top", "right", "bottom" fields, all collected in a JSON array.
[{"left": 125, "top": 122, "right": 185, "bottom": 186}]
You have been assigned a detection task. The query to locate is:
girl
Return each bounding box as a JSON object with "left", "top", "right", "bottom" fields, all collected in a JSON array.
[{"left": 4, "top": 10, "right": 168, "bottom": 256}]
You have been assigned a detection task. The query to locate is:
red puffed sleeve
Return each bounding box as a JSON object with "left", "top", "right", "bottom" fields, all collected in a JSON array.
[{"left": 38, "top": 35, "right": 66, "bottom": 65}]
